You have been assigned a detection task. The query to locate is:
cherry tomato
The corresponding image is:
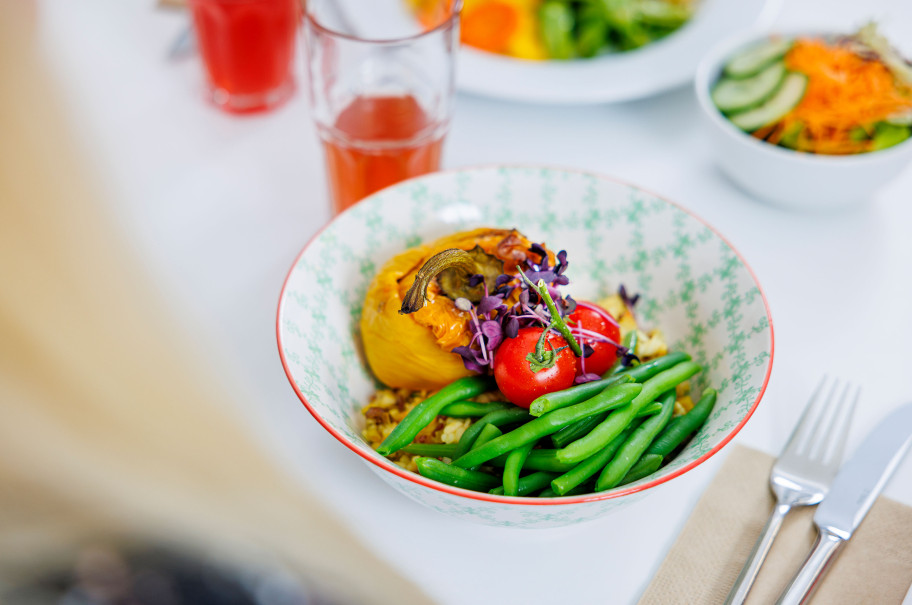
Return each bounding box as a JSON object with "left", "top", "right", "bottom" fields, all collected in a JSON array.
[
  {"left": 568, "top": 301, "right": 622, "bottom": 376},
  {"left": 493, "top": 327, "right": 577, "bottom": 408}
]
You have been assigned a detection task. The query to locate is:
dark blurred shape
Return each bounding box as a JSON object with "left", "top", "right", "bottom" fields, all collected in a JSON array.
[{"left": 3, "top": 544, "right": 337, "bottom": 605}]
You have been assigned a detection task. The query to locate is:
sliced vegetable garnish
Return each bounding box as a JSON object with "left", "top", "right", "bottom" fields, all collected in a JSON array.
[
  {"left": 729, "top": 72, "right": 808, "bottom": 133},
  {"left": 872, "top": 121, "right": 912, "bottom": 151},
  {"left": 712, "top": 61, "right": 786, "bottom": 114},
  {"left": 724, "top": 38, "right": 793, "bottom": 79}
]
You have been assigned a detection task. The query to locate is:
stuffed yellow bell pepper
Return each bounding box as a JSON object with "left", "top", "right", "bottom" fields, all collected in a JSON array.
[{"left": 360, "top": 228, "right": 545, "bottom": 391}]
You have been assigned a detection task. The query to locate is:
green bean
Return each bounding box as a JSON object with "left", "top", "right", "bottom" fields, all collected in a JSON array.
[
  {"left": 439, "top": 400, "right": 511, "bottom": 418},
  {"left": 575, "top": 3, "right": 608, "bottom": 58},
  {"left": 489, "top": 449, "right": 577, "bottom": 473},
  {"left": 540, "top": 1, "right": 575, "bottom": 60},
  {"left": 452, "top": 382, "right": 643, "bottom": 469},
  {"left": 556, "top": 361, "right": 701, "bottom": 464},
  {"left": 614, "top": 352, "right": 691, "bottom": 382},
  {"left": 503, "top": 441, "right": 536, "bottom": 497},
  {"left": 377, "top": 376, "right": 495, "bottom": 455},
  {"left": 552, "top": 413, "right": 607, "bottom": 448},
  {"left": 489, "top": 472, "right": 558, "bottom": 497},
  {"left": 550, "top": 399, "right": 662, "bottom": 448},
  {"left": 452, "top": 407, "right": 533, "bottom": 459},
  {"left": 471, "top": 424, "right": 502, "bottom": 451},
  {"left": 638, "top": 401, "right": 663, "bottom": 417},
  {"left": 400, "top": 443, "right": 458, "bottom": 457},
  {"left": 453, "top": 422, "right": 485, "bottom": 457},
  {"left": 400, "top": 416, "right": 514, "bottom": 459},
  {"left": 551, "top": 420, "right": 642, "bottom": 495},
  {"left": 618, "top": 453, "right": 663, "bottom": 486},
  {"left": 595, "top": 390, "right": 677, "bottom": 491},
  {"left": 529, "top": 373, "right": 634, "bottom": 417},
  {"left": 414, "top": 457, "right": 501, "bottom": 492},
  {"left": 646, "top": 388, "right": 717, "bottom": 457},
  {"left": 539, "top": 481, "right": 592, "bottom": 497},
  {"left": 606, "top": 330, "right": 638, "bottom": 375}
]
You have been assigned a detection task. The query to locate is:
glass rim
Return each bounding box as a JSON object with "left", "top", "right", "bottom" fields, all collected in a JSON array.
[{"left": 304, "top": 0, "right": 463, "bottom": 45}]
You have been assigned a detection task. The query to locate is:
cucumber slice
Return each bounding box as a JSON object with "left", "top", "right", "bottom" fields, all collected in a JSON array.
[
  {"left": 729, "top": 72, "right": 808, "bottom": 132},
  {"left": 886, "top": 110, "right": 912, "bottom": 126},
  {"left": 724, "top": 38, "right": 793, "bottom": 79},
  {"left": 872, "top": 122, "right": 911, "bottom": 151},
  {"left": 711, "top": 61, "right": 786, "bottom": 114}
]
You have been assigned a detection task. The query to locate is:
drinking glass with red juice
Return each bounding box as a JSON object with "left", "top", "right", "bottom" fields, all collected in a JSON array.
[
  {"left": 190, "top": 0, "right": 299, "bottom": 114},
  {"left": 303, "top": 0, "right": 461, "bottom": 214}
]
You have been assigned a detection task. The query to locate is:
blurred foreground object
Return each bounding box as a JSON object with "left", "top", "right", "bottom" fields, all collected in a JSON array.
[
  {"left": 4, "top": 543, "right": 338, "bottom": 605},
  {"left": 303, "top": 0, "right": 460, "bottom": 214},
  {"left": 189, "top": 0, "right": 298, "bottom": 113},
  {"left": 0, "top": 5, "right": 430, "bottom": 604}
]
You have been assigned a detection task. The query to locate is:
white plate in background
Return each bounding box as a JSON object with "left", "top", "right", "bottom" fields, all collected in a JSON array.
[{"left": 457, "top": 0, "right": 782, "bottom": 104}]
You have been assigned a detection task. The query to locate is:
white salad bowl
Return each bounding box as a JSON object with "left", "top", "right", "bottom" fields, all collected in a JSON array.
[
  {"left": 695, "top": 30, "right": 912, "bottom": 211},
  {"left": 277, "top": 166, "right": 773, "bottom": 528}
]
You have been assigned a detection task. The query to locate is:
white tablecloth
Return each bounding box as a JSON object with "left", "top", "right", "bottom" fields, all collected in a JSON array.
[{"left": 38, "top": 1, "right": 912, "bottom": 603}]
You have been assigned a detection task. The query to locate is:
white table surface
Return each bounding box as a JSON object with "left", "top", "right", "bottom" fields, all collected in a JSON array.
[{"left": 38, "top": 1, "right": 912, "bottom": 603}]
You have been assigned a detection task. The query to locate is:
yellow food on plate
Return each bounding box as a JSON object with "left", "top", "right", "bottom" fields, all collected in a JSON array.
[
  {"left": 360, "top": 227, "right": 548, "bottom": 390},
  {"left": 597, "top": 293, "right": 669, "bottom": 360}
]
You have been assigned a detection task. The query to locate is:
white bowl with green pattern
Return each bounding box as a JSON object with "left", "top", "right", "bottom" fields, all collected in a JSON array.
[{"left": 277, "top": 165, "right": 773, "bottom": 528}]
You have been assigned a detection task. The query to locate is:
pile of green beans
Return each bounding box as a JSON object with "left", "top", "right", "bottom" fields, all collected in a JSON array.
[{"left": 374, "top": 352, "right": 716, "bottom": 498}]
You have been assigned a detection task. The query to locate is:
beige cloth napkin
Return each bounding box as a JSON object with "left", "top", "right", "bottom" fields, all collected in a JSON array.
[
  {"left": 639, "top": 445, "right": 912, "bottom": 604},
  {"left": 0, "top": 6, "right": 430, "bottom": 604}
]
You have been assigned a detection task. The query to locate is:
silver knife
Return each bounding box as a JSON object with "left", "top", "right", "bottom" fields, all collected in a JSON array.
[{"left": 775, "top": 401, "right": 912, "bottom": 605}]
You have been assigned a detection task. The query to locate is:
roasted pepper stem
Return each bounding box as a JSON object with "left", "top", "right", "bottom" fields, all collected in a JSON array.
[{"left": 399, "top": 247, "right": 503, "bottom": 314}]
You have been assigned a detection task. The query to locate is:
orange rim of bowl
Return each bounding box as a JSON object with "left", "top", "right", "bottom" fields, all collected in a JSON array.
[{"left": 276, "top": 164, "right": 775, "bottom": 506}]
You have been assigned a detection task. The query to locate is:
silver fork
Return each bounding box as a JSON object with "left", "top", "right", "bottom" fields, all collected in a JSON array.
[{"left": 724, "top": 377, "right": 859, "bottom": 605}]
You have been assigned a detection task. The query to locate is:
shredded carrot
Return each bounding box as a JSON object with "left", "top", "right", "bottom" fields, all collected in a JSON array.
[
  {"left": 752, "top": 123, "right": 776, "bottom": 141},
  {"left": 758, "top": 38, "right": 912, "bottom": 155}
]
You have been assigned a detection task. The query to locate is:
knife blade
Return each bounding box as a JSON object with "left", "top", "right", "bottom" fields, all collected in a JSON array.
[{"left": 776, "top": 401, "right": 912, "bottom": 605}]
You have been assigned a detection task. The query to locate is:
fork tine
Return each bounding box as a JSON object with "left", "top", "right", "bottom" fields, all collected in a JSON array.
[
  {"left": 822, "top": 384, "right": 859, "bottom": 466},
  {"left": 806, "top": 380, "right": 850, "bottom": 461},
  {"left": 785, "top": 376, "right": 831, "bottom": 457},
  {"left": 797, "top": 378, "right": 840, "bottom": 456}
]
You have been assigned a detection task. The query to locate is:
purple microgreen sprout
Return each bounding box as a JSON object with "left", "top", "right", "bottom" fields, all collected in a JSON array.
[
  {"left": 454, "top": 297, "right": 473, "bottom": 312},
  {"left": 464, "top": 303, "right": 489, "bottom": 364},
  {"left": 517, "top": 270, "right": 583, "bottom": 357},
  {"left": 574, "top": 373, "right": 602, "bottom": 385},
  {"left": 450, "top": 242, "right": 586, "bottom": 374},
  {"left": 618, "top": 284, "right": 640, "bottom": 323}
]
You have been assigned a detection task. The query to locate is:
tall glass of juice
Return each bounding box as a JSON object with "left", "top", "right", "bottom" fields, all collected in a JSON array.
[
  {"left": 302, "top": 0, "right": 461, "bottom": 214},
  {"left": 190, "top": 0, "right": 299, "bottom": 114}
]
